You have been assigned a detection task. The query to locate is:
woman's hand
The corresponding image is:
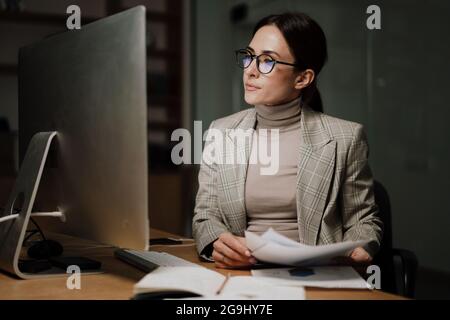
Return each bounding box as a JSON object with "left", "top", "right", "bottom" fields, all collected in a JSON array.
[
  {"left": 349, "top": 247, "right": 372, "bottom": 264},
  {"left": 212, "top": 232, "right": 257, "bottom": 269},
  {"left": 333, "top": 247, "right": 373, "bottom": 266}
]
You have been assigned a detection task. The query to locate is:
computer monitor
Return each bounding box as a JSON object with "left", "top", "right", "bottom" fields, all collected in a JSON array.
[{"left": 18, "top": 6, "right": 149, "bottom": 250}]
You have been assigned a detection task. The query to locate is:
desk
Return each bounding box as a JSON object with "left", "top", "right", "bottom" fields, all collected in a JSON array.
[{"left": 0, "top": 229, "right": 405, "bottom": 300}]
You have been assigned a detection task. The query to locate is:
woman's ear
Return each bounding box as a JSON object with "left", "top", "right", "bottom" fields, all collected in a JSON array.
[{"left": 294, "top": 69, "right": 315, "bottom": 90}]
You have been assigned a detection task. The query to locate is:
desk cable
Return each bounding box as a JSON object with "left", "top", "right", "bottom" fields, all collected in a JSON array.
[
  {"left": 1, "top": 207, "right": 65, "bottom": 245},
  {"left": 0, "top": 210, "right": 65, "bottom": 224}
]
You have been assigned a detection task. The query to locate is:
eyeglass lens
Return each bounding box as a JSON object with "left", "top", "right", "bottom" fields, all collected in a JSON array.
[{"left": 236, "top": 51, "right": 275, "bottom": 74}]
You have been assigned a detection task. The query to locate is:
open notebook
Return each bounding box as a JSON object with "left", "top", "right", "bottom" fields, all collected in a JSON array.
[{"left": 133, "top": 266, "right": 305, "bottom": 300}]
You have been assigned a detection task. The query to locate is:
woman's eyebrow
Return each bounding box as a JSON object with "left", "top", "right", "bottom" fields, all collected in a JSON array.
[{"left": 246, "top": 46, "right": 280, "bottom": 58}]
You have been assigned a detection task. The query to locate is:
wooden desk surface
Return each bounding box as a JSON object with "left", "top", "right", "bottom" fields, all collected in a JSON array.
[{"left": 0, "top": 229, "right": 405, "bottom": 300}]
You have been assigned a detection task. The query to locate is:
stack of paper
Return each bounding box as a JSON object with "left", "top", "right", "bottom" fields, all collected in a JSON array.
[
  {"left": 245, "top": 228, "right": 368, "bottom": 266},
  {"left": 244, "top": 229, "right": 370, "bottom": 290}
]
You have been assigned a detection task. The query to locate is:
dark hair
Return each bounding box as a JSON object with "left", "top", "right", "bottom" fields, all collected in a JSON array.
[{"left": 253, "top": 12, "right": 328, "bottom": 112}]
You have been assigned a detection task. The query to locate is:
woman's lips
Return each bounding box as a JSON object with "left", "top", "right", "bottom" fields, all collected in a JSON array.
[{"left": 245, "top": 84, "right": 260, "bottom": 91}]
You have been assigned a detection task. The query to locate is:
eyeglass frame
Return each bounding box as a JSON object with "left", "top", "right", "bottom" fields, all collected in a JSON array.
[{"left": 234, "top": 49, "right": 304, "bottom": 74}]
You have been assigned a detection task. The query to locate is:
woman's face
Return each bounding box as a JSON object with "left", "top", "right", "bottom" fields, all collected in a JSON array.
[{"left": 243, "top": 25, "right": 302, "bottom": 106}]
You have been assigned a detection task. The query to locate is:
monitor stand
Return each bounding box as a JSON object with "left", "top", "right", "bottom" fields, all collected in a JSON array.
[{"left": 0, "top": 132, "right": 102, "bottom": 279}]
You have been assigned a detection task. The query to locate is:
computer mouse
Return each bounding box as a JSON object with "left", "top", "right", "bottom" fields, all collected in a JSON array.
[{"left": 27, "top": 239, "right": 64, "bottom": 259}]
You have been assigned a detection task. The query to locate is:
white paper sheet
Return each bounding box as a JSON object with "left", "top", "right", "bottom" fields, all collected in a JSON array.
[
  {"left": 252, "top": 266, "right": 369, "bottom": 289},
  {"left": 220, "top": 276, "right": 305, "bottom": 299},
  {"left": 245, "top": 228, "right": 368, "bottom": 266},
  {"left": 179, "top": 276, "right": 306, "bottom": 300}
]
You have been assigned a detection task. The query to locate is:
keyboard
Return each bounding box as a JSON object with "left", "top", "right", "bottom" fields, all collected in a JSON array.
[{"left": 114, "top": 249, "right": 199, "bottom": 273}]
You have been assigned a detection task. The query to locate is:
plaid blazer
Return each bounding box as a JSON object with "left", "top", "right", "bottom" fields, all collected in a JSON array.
[{"left": 192, "top": 105, "right": 383, "bottom": 259}]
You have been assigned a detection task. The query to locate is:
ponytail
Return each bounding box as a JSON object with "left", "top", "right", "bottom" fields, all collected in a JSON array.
[{"left": 302, "top": 82, "right": 323, "bottom": 113}]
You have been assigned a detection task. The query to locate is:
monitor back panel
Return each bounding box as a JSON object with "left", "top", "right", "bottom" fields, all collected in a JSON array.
[{"left": 18, "top": 7, "right": 149, "bottom": 250}]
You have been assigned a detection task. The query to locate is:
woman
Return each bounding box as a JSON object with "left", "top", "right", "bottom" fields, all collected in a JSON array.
[{"left": 193, "top": 12, "right": 383, "bottom": 269}]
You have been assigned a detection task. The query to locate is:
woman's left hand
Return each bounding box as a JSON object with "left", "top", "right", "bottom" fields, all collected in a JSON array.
[
  {"left": 333, "top": 247, "right": 372, "bottom": 266},
  {"left": 349, "top": 247, "right": 372, "bottom": 264}
]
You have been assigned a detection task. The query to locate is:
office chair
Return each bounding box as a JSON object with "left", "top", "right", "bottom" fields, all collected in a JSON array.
[{"left": 373, "top": 180, "right": 418, "bottom": 298}]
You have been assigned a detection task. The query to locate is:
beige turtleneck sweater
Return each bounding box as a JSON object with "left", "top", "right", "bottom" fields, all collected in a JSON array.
[{"left": 245, "top": 96, "right": 302, "bottom": 242}]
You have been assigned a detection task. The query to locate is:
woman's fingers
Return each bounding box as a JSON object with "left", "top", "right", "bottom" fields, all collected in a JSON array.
[
  {"left": 350, "top": 247, "right": 372, "bottom": 263},
  {"left": 332, "top": 247, "right": 372, "bottom": 266},
  {"left": 212, "top": 249, "right": 225, "bottom": 263},
  {"left": 212, "top": 232, "right": 257, "bottom": 269},
  {"left": 219, "top": 233, "right": 252, "bottom": 257},
  {"left": 213, "top": 249, "right": 255, "bottom": 269},
  {"left": 213, "top": 240, "right": 252, "bottom": 263}
]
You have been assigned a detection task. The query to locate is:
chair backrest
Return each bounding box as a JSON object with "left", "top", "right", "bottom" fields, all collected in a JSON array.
[
  {"left": 373, "top": 180, "right": 397, "bottom": 293},
  {"left": 374, "top": 180, "right": 393, "bottom": 252}
]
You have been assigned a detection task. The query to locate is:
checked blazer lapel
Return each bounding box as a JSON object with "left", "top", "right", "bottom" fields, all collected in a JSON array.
[
  {"left": 296, "top": 106, "right": 336, "bottom": 245},
  {"left": 218, "top": 110, "right": 257, "bottom": 235}
]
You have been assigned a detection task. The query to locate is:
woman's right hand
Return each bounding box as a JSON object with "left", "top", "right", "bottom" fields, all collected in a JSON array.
[{"left": 212, "top": 232, "right": 257, "bottom": 269}]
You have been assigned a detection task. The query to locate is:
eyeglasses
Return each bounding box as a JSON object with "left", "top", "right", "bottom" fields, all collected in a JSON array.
[{"left": 235, "top": 49, "right": 299, "bottom": 74}]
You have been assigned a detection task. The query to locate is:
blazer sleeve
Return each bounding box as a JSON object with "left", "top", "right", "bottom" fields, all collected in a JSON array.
[
  {"left": 340, "top": 124, "right": 384, "bottom": 258},
  {"left": 192, "top": 120, "right": 229, "bottom": 258}
]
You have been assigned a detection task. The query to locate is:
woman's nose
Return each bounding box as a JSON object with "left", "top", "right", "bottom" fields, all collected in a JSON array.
[{"left": 244, "top": 58, "right": 259, "bottom": 77}]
